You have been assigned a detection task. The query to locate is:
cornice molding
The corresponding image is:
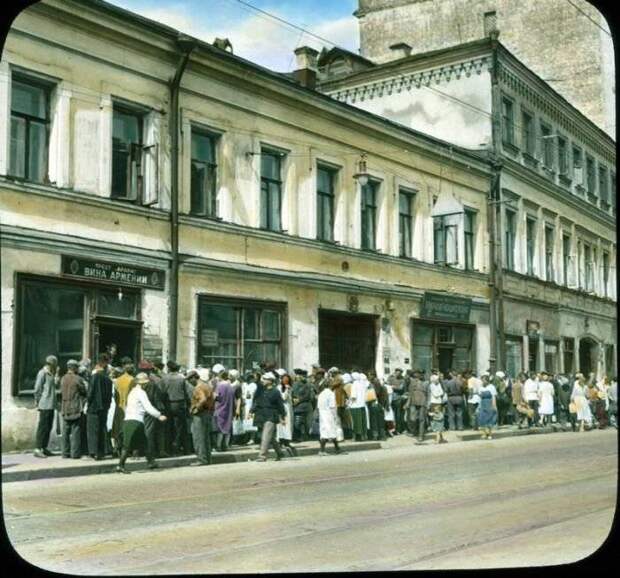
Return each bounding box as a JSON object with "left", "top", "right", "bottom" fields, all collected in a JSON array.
[{"left": 326, "top": 56, "right": 491, "bottom": 105}]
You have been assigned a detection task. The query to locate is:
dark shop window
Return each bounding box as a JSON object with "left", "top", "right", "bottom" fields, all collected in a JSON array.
[{"left": 260, "top": 150, "right": 283, "bottom": 232}]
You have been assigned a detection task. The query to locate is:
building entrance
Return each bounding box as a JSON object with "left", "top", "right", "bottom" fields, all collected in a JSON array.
[
  {"left": 318, "top": 310, "right": 377, "bottom": 373},
  {"left": 411, "top": 320, "right": 474, "bottom": 375},
  {"left": 578, "top": 337, "right": 598, "bottom": 376},
  {"left": 93, "top": 320, "right": 141, "bottom": 367}
]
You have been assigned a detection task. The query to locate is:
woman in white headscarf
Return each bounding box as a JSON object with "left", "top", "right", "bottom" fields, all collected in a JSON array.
[{"left": 277, "top": 372, "right": 298, "bottom": 456}]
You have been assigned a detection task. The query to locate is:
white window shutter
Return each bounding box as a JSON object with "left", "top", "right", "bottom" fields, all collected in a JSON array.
[
  {"left": 0, "top": 62, "right": 10, "bottom": 176},
  {"left": 143, "top": 110, "right": 160, "bottom": 206},
  {"left": 568, "top": 256, "right": 577, "bottom": 288},
  {"left": 446, "top": 224, "right": 458, "bottom": 265}
]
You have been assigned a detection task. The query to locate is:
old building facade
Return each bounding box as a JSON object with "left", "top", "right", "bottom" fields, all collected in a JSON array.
[
  {"left": 1, "top": 0, "right": 494, "bottom": 449},
  {"left": 354, "top": 0, "right": 615, "bottom": 137},
  {"left": 318, "top": 32, "right": 617, "bottom": 382}
]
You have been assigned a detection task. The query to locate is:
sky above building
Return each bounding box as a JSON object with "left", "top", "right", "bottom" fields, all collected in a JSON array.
[{"left": 108, "top": 0, "right": 359, "bottom": 71}]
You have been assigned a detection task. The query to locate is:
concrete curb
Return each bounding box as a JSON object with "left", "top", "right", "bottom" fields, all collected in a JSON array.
[
  {"left": 2, "top": 441, "right": 382, "bottom": 483},
  {"left": 456, "top": 424, "right": 575, "bottom": 441}
]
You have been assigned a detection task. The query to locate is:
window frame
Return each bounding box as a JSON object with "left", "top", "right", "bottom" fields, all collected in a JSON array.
[
  {"left": 360, "top": 179, "right": 379, "bottom": 251},
  {"left": 398, "top": 187, "right": 415, "bottom": 258},
  {"left": 111, "top": 102, "right": 146, "bottom": 203},
  {"left": 598, "top": 164, "right": 609, "bottom": 211},
  {"left": 572, "top": 144, "right": 584, "bottom": 191},
  {"left": 316, "top": 164, "right": 337, "bottom": 242},
  {"left": 260, "top": 148, "right": 284, "bottom": 232},
  {"left": 557, "top": 134, "right": 569, "bottom": 177},
  {"left": 190, "top": 127, "right": 219, "bottom": 218},
  {"left": 464, "top": 208, "right": 476, "bottom": 271},
  {"left": 539, "top": 121, "right": 554, "bottom": 171},
  {"left": 526, "top": 216, "right": 537, "bottom": 277},
  {"left": 521, "top": 109, "right": 536, "bottom": 158},
  {"left": 562, "top": 234, "right": 571, "bottom": 287},
  {"left": 9, "top": 72, "right": 53, "bottom": 184},
  {"left": 544, "top": 224, "right": 555, "bottom": 282},
  {"left": 501, "top": 96, "right": 515, "bottom": 148},
  {"left": 585, "top": 155, "right": 597, "bottom": 203},
  {"left": 504, "top": 208, "right": 516, "bottom": 271}
]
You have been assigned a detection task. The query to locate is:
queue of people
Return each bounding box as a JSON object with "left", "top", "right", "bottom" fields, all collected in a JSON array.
[{"left": 32, "top": 354, "right": 618, "bottom": 469}]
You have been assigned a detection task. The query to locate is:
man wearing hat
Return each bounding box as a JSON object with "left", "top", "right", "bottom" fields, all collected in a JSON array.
[
  {"left": 160, "top": 360, "right": 190, "bottom": 455},
  {"left": 60, "top": 360, "right": 87, "bottom": 459},
  {"left": 189, "top": 368, "right": 215, "bottom": 465},
  {"left": 33, "top": 354, "right": 61, "bottom": 458},
  {"left": 87, "top": 353, "right": 113, "bottom": 460},
  {"left": 292, "top": 369, "right": 312, "bottom": 442},
  {"left": 250, "top": 372, "right": 286, "bottom": 461},
  {"left": 140, "top": 360, "right": 167, "bottom": 459}
]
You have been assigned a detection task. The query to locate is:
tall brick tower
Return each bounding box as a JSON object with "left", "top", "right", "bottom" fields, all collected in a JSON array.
[{"left": 355, "top": 0, "right": 615, "bottom": 136}]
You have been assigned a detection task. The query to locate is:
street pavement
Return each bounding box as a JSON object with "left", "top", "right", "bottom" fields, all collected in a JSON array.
[{"left": 2, "top": 429, "right": 617, "bottom": 574}]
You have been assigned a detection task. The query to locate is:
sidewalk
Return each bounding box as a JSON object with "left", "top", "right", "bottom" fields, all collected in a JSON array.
[{"left": 1, "top": 440, "right": 382, "bottom": 483}]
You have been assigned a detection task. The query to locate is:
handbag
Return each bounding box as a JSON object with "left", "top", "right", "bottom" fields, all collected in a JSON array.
[
  {"left": 365, "top": 388, "right": 377, "bottom": 403},
  {"left": 232, "top": 419, "right": 245, "bottom": 436},
  {"left": 336, "top": 425, "right": 344, "bottom": 442},
  {"left": 569, "top": 402, "right": 577, "bottom": 414},
  {"left": 242, "top": 418, "right": 257, "bottom": 433}
]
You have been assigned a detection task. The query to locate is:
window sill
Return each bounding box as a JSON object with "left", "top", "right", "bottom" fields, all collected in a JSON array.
[
  {"left": 522, "top": 152, "right": 539, "bottom": 168},
  {"left": 558, "top": 173, "right": 572, "bottom": 188},
  {"left": 502, "top": 141, "right": 519, "bottom": 156},
  {"left": 190, "top": 213, "right": 222, "bottom": 222},
  {"left": 542, "top": 166, "right": 556, "bottom": 179}
]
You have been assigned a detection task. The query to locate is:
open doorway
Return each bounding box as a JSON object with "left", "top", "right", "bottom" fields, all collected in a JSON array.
[
  {"left": 94, "top": 320, "right": 141, "bottom": 366},
  {"left": 578, "top": 337, "right": 598, "bottom": 376}
]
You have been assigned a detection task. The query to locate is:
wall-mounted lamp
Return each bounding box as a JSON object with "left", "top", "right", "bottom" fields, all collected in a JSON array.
[
  {"left": 353, "top": 153, "right": 370, "bottom": 186},
  {"left": 117, "top": 287, "right": 123, "bottom": 302}
]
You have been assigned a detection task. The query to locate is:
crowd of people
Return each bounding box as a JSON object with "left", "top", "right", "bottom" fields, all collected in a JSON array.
[{"left": 32, "top": 354, "right": 618, "bottom": 472}]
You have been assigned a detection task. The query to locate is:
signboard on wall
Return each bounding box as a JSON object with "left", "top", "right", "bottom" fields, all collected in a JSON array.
[
  {"left": 61, "top": 256, "right": 165, "bottom": 290},
  {"left": 420, "top": 292, "right": 472, "bottom": 323}
]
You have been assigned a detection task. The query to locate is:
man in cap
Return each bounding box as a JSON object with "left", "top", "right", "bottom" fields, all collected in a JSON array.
[
  {"left": 292, "top": 368, "right": 312, "bottom": 442},
  {"left": 404, "top": 370, "right": 429, "bottom": 443},
  {"left": 139, "top": 360, "right": 167, "bottom": 458},
  {"left": 444, "top": 370, "right": 465, "bottom": 431},
  {"left": 250, "top": 372, "right": 286, "bottom": 461},
  {"left": 33, "top": 354, "right": 61, "bottom": 458},
  {"left": 189, "top": 368, "right": 215, "bottom": 465},
  {"left": 387, "top": 368, "right": 406, "bottom": 435},
  {"left": 87, "top": 353, "right": 113, "bottom": 460},
  {"left": 60, "top": 359, "right": 87, "bottom": 459},
  {"left": 160, "top": 360, "right": 190, "bottom": 455}
]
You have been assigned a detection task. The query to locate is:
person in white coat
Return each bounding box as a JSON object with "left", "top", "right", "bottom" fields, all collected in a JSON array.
[
  {"left": 537, "top": 371, "right": 555, "bottom": 426},
  {"left": 117, "top": 373, "right": 167, "bottom": 473},
  {"left": 277, "top": 372, "right": 298, "bottom": 456},
  {"left": 317, "top": 382, "right": 346, "bottom": 456},
  {"left": 571, "top": 374, "right": 592, "bottom": 432}
]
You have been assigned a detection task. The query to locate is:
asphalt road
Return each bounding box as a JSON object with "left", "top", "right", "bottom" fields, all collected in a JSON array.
[{"left": 3, "top": 430, "right": 617, "bottom": 574}]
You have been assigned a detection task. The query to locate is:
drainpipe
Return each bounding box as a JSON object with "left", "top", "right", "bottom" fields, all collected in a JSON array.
[
  {"left": 488, "top": 29, "right": 505, "bottom": 373},
  {"left": 169, "top": 34, "right": 197, "bottom": 362}
]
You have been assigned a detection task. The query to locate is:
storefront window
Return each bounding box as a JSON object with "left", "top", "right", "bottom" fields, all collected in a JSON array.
[
  {"left": 505, "top": 338, "right": 523, "bottom": 378},
  {"left": 17, "top": 280, "right": 85, "bottom": 394},
  {"left": 197, "top": 298, "right": 285, "bottom": 371},
  {"left": 412, "top": 322, "right": 474, "bottom": 375}
]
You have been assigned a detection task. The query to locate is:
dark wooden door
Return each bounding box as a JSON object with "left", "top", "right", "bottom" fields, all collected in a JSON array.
[{"left": 319, "top": 310, "right": 377, "bottom": 373}]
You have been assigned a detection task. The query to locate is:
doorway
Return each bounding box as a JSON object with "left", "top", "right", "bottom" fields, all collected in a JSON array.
[
  {"left": 93, "top": 320, "right": 141, "bottom": 366},
  {"left": 319, "top": 310, "right": 377, "bottom": 373},
  {"left": 578, "top": 337, "right": 598, "bottom": 376}
]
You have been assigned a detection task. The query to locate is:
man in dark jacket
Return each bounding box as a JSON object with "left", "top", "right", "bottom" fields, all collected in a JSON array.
[
  {"left": 388, "top": 369, "right": 406, "bottom": 434},
  {"left": 160, "top": 360, "right": 189, "bottom": 455},
  {"left": 251, "top": 372, "right": 285, "bottom": 461},
  {"left": 87, "top": 353, "right": 113, "bottom": 460},
  {"left": 445, "top": 370, "right": 465, "bottom": 431},
  {"left": 60, "top": 359, "right": 87, "bottom": 459},
  {"left": 140, "top": 360, "right": 167, "bottom": 458},
  {"left": 292, "top": 369, "right": 313, "bottom": 441},
  {"left": 405, "top": 370, "right": 428, "bottom": 443}
]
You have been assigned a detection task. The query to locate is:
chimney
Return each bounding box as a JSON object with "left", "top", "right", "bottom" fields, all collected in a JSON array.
[
  {"left": 389, "top": 42, "right": 412, "bottom": 59},
  {"left": 293, "top": 46, "right": 319, "bottom": 89}
]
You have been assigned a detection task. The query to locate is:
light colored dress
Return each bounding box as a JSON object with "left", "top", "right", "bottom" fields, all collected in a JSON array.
[
  {"left": 571, "top": 383, "right": 592, "bottom": 423},
  {"left": 538, "top": 380, "right": 555, "bottom": 416},
  {"left": 277, "top": 387, "right": 294, "bottom": 441},
  {"left": 384, "top": 383, "right": 395, "bottom": 422},
  {"left": 317, "top": 387, "right": 340, "bottom": 440}
]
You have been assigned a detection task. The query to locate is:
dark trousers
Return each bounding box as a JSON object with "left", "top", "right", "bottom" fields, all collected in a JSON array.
[
  {"left": 368, "top": 403, "right": 386, "bottom": 440},
  {"left": 467, "top": 403, "right": 479, "bottom": 430},
  {"left": 293, "top": 412, "right": 308, "bottom": 441},
  {"left": 447, "top": 398, "right": 464, "bottom": 430},
  {"left": 392, "top": 398, "right": 406, "bottom": 433},
  {"left": 87, "top": 410, "right": 107, "bottom": 458},
  {"left": 144, "top": 414, "right": 167, "bottom": 458},
  {"left": 169, "top": 401, "right": 188, "bottom": 454},
  {"left": 191, "top": 412, "right": 213, "bottom": 464},
  {"left": 408, "top": 405, "right": 426, "bottom": 441},
  {"left": 62, "top": 418, "right": 82, "bottom": 458},
  {"left": 35, "top": 409, "right": 55, "bottom": 450},
  {"left": 527, "top": 400, "right": 539, "bottom": 426}
]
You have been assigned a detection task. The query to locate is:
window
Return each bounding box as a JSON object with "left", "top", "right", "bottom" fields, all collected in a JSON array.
[
  {"left": 433, "top": 216, "right": 458, "bottom": 265},
  {"left": 611, "top": 173, "right": 616, "bottom": 216},
  {"left": 526, "top": 217, "right": 536, "bottom": 276},
  {"left": 112, "top": 105, "right": 143, "bottom": 201},
  {"left": 190, "top": 130, "right": 217, "bottom": 217},
  {"left": 260, "top": 149, "right": 283, "bottom": 231},
  {"left": 501, "top": 97, "right": 515, "bottom": 146},
  {"left": 572, "top": 146, "right": 584, "bottom": 188},
  {"left": 586, "top": 156, "right": 596, "bottom": 201},
  {"left": 464, "top": 209, "right": 476, "bottom": 270},
  {"left": 197, "top": 298, "right": 285, "bottom": 371},
  {"left": 540, "top": 123, "right": 554, "bottom": 170},
  {"left": 9, "top": 75, "right": 50, "bottom": 183},
  {"left": 576, "top": 240, "right": 583, "bottom": 288},
  {"left": 563, "top": 338, "right": 575, "bottom": 373},
  {"left": 598, "top": 165, "right": 609, "bottom": 210},
  {"left": 398, "top": 188, "right": 415, "bottom": 258},
  {"left": 521, "top": 111, "right": 535, "bottom": 156},
  {"left": 483, "top": 11, "right": 497, "bottom": 35},
  {"left": 544, "top": 225, "right": 554, "bottom": 282},
  {"left": 504, "top": 209, "right": 516, "bottom": 271},
  {"left": 584, "top": 244, "right": 593, "bottom": 291},
  {"left": 544, "top": 341, "right": 558, "bottom": 374},
  {"left": 562, "top": 234, "right": 571, "bottom": 287},
  {"left": 316, "top": 165, "right": 336, "bottom": 242},
  {"left": 361, "top": 180, "right": 378, "bottom": 250},
  {"left": 557, "top": 136, "right": 568, "bottom": 176},
  {"left": 505, "top": 337, "right": 523, "bottom": 378},
  {"left": 602, "top": 251, "right": 610, "bottom": 297},
  {"left": 412, "top": 322, "right": 474, "bottom": 375}
]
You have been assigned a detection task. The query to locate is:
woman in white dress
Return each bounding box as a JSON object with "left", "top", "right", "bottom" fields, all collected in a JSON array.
[
  {"left": 537, "top": 372, "right": 555, "bottom": 426},
  {"left": 571, "top": 375, "right": 592, "bottom": 432},
  {"left": 384, "top": 380, "right": 396, "bottom": 437},
  {"left": 241, "top": 372, "right": 258, "bottom": 445},
  {"left": 317, "top": 383, "right": 345, "bottom": 456},
  {"left": 277, "top": 373, "right": 297, "bottom": 456}
]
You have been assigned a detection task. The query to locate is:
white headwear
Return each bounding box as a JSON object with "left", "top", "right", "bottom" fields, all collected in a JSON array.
[
  {"left": 212, "top": 363, "right": 225, "bottom": 374},
  {"left": 481, "top": 371, "right": 490, "bottom": 378},
  {"left": 229, "top": 369, "right": 239, "bottom": 380},
  {"left": 342, "top": 373, "right": 352, "bottom": 384},
  {"left": 351, "top": 372, "right": 360, "bottom": 381},
  {"left": 360, "top": 373, "right": 368, "bottom": 382},
  {"left": 261, "top": 371, "right": 276, "bottom": 382},
  {"left": 198, "top": 368, "right": 210, "bottom": 382},
  {"left": 275, "top": 368, "right": 286, "bottom": 377},
  {"left": 430, "top": 374, "right": 439, "bottom": 383},
  {"left": 495, "top": 371, "right": 505, "bottom": 379}
]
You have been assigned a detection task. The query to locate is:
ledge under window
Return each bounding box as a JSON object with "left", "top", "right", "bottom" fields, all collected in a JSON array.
[
  {"left": 574, "top": 184, "right": 586, "bottom": 197},
  {"left": 558, "top": 173, "right": 572, "bottom": 188},
  {"left": 586, "top": 193, "right": 598, "bottom": 205},
  {"left": 502, "top": 140, "right": 520, "bottom": 156},
  {"left": 522, "top": 152, "right": 539, "bottom": 168}
]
